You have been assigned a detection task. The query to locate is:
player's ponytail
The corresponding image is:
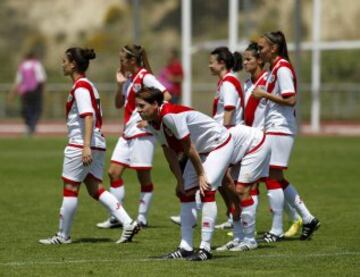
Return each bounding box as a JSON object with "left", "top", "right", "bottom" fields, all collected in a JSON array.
[
  {"left": 232, "top": 51, "right": 243, "bottom": 72},
  {"left": 211, "top": 46, "right": 243, "bottom": 72}
]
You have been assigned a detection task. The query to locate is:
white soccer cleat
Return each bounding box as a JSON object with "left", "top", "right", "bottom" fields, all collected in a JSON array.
[
  {"left": 116, "top": 221, "right": 141, "bottom": 243},
  {"left": 170, "top": 215, "right": 181, "bottom": 226},
  {"left": 39, "top": 234, "right": 72, "bottom": 245},
  {"left": 96, "top": 217, "right": 123, "bottom": 229},
  {"left": 230, "top": 240, "right": 258, "bottom": 252},
  {"left": 215, "top": 239, "right": 240, "bottom": 251}
]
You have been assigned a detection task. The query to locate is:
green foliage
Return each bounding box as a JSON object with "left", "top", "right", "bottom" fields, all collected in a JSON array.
[{"left": 0, "top": 136, "right": 360, "bottom": 276}]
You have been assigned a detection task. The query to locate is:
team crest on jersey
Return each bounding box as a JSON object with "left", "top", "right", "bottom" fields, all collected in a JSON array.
[{"left": 133, "top": 83, "right": 142, "bottom": 93}]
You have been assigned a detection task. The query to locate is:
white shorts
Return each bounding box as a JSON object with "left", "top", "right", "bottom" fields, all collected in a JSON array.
[
  {"left": 231, "top": 137, "right": 271, "bottom": 184},
  {"left": 183, "top": 136, "right": 234, "bottom": 191},
  {"left": 62, "top": 146, "right": 105, "bottom": 184},
  {"left": 111, "top": 136, "right": 156, "bottom": 169},
  {"left": 267, "top": 134, "right": 295, "bottom": 169}
]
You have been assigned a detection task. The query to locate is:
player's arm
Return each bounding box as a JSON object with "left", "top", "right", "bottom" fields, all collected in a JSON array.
[
  {"left": 180, "top": 136, "right": 210, "bottom": 196},
  {"left": 115, "top": 68, "right": 126, "bottom": 109},
  {"left": 223, "top": 109, "right": 235, "bottom": 128},
  {"left": 252, "top": 67, "right": 296, "bottom": 107},
  {"left": 252, "top": 87, "right": 296, "bottom": 106},
  {"left": 163, "top": 90, "right": 172, "bottom": 102},
  {"left": 82, "top": 115, "right": 93, "bottom": 166},
  {"left": 222, "top": 81, "right": 238, "bottom": 127},
  {"left": 162, "top": 145, "right": 185, "bottom": 196}
]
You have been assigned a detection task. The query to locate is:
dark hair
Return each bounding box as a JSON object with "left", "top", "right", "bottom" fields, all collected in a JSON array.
[
  {"left": 245, "top": 42, "right": 265, "bottom": 68},
  {"left": 136, "top": 87, "right": 164, "bottom": 106},
  {"left": 211, "top": 46, "right": 243, "bottom": 72},
  {"left": 122, "top": 44, "right": 144, "bottom": 66},
  {"left": 262, "top": 31, "right": 290, "bottom": 62},
  {"left": 122, "top": 44, "right": 153, "bottom": 73},
  {"left": 66, "top": 47, "right": 96, "bottom": 73}
]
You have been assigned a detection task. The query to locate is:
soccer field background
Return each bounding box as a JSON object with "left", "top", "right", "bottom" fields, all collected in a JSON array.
[{"left": 0, "top": 136, "right": 359, "bottom": 276}]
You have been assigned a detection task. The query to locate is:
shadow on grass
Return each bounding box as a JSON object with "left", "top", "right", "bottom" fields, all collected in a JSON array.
[{"left": 72, "top": 237, "right": 113, "bottom": 244}]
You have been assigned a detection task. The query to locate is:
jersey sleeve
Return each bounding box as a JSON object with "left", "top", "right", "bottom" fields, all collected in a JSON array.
[
  {"left": 143, "top": 74, "right": 166, "bottom": 92},
  {"left": 74, "top": 87, "right": 94, "bottom": 117},
  {"left": 162, "top": 113, "right": 190, "bottom": 141},
  {"left": 222, "top": 81, "right": 238, "bottom": 110},
  {"left": 277, "top": 67, "right": 296, "bottom": 97}
]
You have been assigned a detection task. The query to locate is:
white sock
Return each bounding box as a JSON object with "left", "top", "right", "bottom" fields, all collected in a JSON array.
[
  {"left": 241, "top": 202, "right": 257, "bottom": 242},
  {"left": 59, "top": 197, "right": 78, "bottom": 239},
  {"left": 284, "top": 199, "right": 301, "bottom": 222},
  {"left": 233, "top": 220, "right": 244, "bottom": 241},
  {"left": 252, "top": 195, "right": 259, "bottom": 211},
  {"left": 98, "top": 190, "right": 132, "bottom": 226},
  {"left": 110, "top": 186, "right": 125, "bottom": 204},
  {"left": 283, "top": 184, "right": 314, "bottom": 224},
  {"left": 179, "top": 202, "right": 197, "bottom": 251},
  {"left": 199, "top": 201, "right": 217, "bottom": 252},
  {"left": 138, "top": 192, "right": 153, "bottom": 224},
  {"left": 267, "top": 189, "right": 284, "bottom": 235}
]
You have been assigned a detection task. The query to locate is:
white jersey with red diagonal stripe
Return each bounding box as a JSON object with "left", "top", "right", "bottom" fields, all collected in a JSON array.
[
  {"left": 264, "top": 57, "right": 297, "bottom": 135},
  {"left": 149, "top": 102, "right": 230, "bottom": 154},
  {"left": 122, "top": 67, "right": 166, "bottom": 139},
  {"left": 66, "top": 76, "right": 105, "bottom": 149},
  {"left": 212, "top": 72, "right": 244, "bottom": 126},
  {"left": 243, "top": 70, "right": 268, "bottom": 130}
]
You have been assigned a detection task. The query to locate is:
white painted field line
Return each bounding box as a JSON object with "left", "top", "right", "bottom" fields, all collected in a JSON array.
[{"left": 1, "top": 251, "right": 359, "bottom": 267}]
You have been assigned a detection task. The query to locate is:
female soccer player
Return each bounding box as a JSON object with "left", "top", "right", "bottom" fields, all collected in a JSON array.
[
  {"left": 253, "top": 31, "right": 320, "bottom": 242},
  {"left": 39, "top": 48, "right": 140, "bottom": 245},
  {"left": 170, "top": 46, "right": 244, "bottom": 229},
  {"left": 136, "top": 87, "right": 234, "bottom": 261},
  {"left": 209, "top": 46, "right": 244, "bottom": 231},
  {"left": 243, "top": 42, "right": 302, "bottom": 238},
  {"left": 96, "top": 45, "right": 171, "bottom": 229}
]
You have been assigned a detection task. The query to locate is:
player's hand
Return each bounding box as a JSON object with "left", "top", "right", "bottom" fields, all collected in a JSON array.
[
  {"left": 116, "top": 69, "right": 127, "bottom": 84},
  {"left": 252, "top": 87, "right": 266, "bottom": 99},
  {"left": 175, "top": 182, "right": 186, "bottom": 198},
  {"left": 82, "top": 146, "right": 93, "bottom": 166},
  {"left": 136, "top": 120, "right": 148, "bottom": 128},
  {"left": 198, "top": 174, "right": 211, "bottom": 196}
]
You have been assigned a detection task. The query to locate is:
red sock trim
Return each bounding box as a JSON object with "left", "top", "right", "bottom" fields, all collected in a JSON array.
[
  {"left": 265, "top": 178, "right": 283, "bottom": 190},
  {"left": 240, "top": 197, "right": 254, "bottom": 207},
  {"left": 63, "top": 188, "right": 79, "bottom": 197},
  {"left": 200, "top": 190, "right": 216, "bottom": 203},
  {"left": 111, "top": 179, "right": 124, "bottom": 188},
  {"left": 229, "top": 206, "right": 236, "bottom": 215},
  {"left": 280, "top": 179, "right": 290, "bottom": 189},
  {"left": 141, "top": 183, "right": 154, "bottom": 193},
  {"left": 95, "top": 188, "right": 106, "bottom": 200}
]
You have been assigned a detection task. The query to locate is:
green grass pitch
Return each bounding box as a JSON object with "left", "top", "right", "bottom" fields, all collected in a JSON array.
[{"left": 0, "top": 136, "right": 359, "bottom": 276}]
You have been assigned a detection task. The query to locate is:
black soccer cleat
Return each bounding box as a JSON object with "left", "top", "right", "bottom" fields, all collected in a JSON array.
[
  {"left": 300, "top": 217, "right": 320, "bottom": 240},
  {"left": 186, "top": 248, "right": 212, "bottom": 261},
  {"left": 160, "top": 247, "right": 194, "bottom": 260},
  {"left": 262, "top": 232, "right": 284, "bottom": 243}
]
